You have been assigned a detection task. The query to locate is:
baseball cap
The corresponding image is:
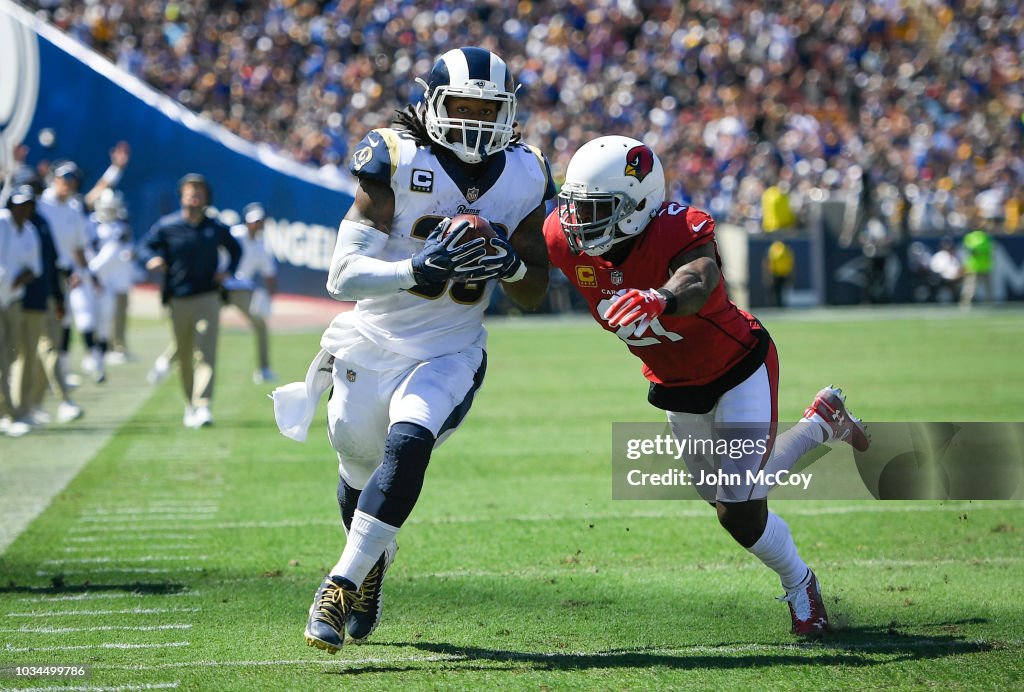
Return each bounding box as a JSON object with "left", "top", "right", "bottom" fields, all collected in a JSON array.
[
  {"left": 54, "top": 161, "right": 81, "bottom": 179},
  {"left": 243, "top": 202, "right": 266, "bottom": 223},
  {"left": 10, "top": 185, "right": 36, "bottom": 205}
]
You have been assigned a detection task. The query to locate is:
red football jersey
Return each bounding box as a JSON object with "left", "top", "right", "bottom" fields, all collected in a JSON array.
[{"left": 544, "top": 201, "right": 766, "bottom": 389}]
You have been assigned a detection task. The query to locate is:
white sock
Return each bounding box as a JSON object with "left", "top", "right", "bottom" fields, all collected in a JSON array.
[
  {"left": 802, "top": 410, "right": 833, "bottom": 444},
  {"left": 747, "top": 512, "right": 809, "bottom": 590},
  {"left": 763, "top": 421, "right": 825, "bottom": 476},
  {"left": 331, "top": 510, "right": 399, "bottom": 588}
]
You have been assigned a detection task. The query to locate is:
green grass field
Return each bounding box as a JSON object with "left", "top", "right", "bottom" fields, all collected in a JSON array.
[{"left": 2, "top": 307, "right": 1023, "bottom": 690}]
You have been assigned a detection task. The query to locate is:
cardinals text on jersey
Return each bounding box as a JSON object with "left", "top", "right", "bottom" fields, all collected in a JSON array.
[
  {"left": 343, "top": 127, "right": 555, "bottom": 361},
  {"left": 544, "top": 201, "right": 771, "bottom": 413}
]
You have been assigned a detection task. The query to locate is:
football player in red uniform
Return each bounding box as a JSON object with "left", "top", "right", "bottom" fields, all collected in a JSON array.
[{"left": 543, "top": 135, "right": 870, "bottom": 635}]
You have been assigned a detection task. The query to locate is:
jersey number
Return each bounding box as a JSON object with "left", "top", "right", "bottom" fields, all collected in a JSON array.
[
  {"left": 406, "top": 215, "right": 508, "bottom": 305},
  {"left": 595, "top": 296, "right": 684, "bottom": 346}
]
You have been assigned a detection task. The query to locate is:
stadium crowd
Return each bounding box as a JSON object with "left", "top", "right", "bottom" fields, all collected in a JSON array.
[{"left": 21, "top": 0, "right": 1024, "bottom": 237}]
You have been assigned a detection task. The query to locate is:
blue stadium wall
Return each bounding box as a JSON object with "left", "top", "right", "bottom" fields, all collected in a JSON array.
[{"left": 1, "top": 1, "right": 353, "bottom": 297}]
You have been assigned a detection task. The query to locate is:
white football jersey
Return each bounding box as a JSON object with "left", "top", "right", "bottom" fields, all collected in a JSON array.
[
  {"left": 38, "top": 189, "right": 89, "bottom": 271},
  {"left": 341, "top": 127, "right": 554, "bottom": 361},
  {"left": 224, "top": 224, "right": 276, "bottom": 291}
]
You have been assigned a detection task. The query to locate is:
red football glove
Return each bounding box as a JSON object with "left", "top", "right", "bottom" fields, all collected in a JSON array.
[{"left": 603, "top": 288, "right": 669, "bottom": 337}]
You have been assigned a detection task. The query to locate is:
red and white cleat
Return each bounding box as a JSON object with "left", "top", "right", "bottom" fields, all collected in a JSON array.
[
  {"left": 804, "top": 385, "right": 870, "bottom": 452},
  {"left": 779, "top": 570, "right": 830, "bottom": 635}
]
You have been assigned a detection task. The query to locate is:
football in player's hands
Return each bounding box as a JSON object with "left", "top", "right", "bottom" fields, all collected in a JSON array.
[{"left": 445, "top": 214, "right": 498, "bottom": 254}]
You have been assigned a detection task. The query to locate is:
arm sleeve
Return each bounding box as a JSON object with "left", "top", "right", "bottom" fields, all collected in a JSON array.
[
  {"left": 261, "top": 238, "right": 276, "bottom": 277},
  {"left": 326, "top": 219, "right": 416, "bottom": 301}
]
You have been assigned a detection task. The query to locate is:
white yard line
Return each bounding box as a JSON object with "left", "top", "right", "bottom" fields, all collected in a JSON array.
[
  {"left": 75, "top": 516, "right": 216, "bottom": 524},
  {"left": 4, "top": 641, "right": 190, "bottom": 652},
  {"left": 34, "top": 567, "right": 207, "bottom": 576},
  {"left": 67, "top": 526, "right": 215, "bottom": 534},
  {"left": 83, "top": 507, "right": 219, "bottom": 515},
  {"left": 42, "top": 556, "right": 209, "bottom": 565},
  {"left": 6, "top": 607, "right": 200, "bottom": 618},
  {"left": 65, "top": 534, "right": 200, "bottom": 542},
  {"left": 16, "top": 592, "right": 199, "bottom": 604},
  {"left": 62, "top": 544, "right": 198, "bottom": 553},
  {"left": 58, "top": 501, "right": 1021, "bottom": 534},
  {"left": 0, "top": 623, "right": 192, "bottom": 633},
  {"left": 14, "top": 684, "right": 180, "bottom": 692}
]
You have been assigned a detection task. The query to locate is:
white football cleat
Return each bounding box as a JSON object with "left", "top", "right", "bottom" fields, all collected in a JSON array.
[
  {"left": 57, "top": 400, "right": 83, "bottom": 424},
  {"left": 147, "top": 356, "right": 171, "bottom": 385},
  {"left": 192, "top": 406, "right": 213, "bottom": 428},
  {"left": 804, "top": 385, "right": 870, "bottom": 452},
  {"left": 6, "top": 419, "right": 32, "bottom": 438},
  {"left": 28, "top": 407, "right": 52, "bottom": 426}
]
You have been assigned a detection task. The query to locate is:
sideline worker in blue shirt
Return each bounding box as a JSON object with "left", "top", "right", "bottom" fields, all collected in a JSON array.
[{"left": 139, "top": 174, "right": 241, "bottom": 429}]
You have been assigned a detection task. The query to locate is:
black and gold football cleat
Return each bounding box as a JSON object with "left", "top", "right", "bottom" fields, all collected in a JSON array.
[
  {"left": 346, "top": 545, "right": 396, "bottom": 642},
  {"left": 304, "top": 575, "right": 355, "bottom": 654}
]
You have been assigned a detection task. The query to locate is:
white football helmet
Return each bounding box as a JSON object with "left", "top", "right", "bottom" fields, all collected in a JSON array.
[
  {"left": 418, "top": 47, "right": 517, "bottom": 164},
  {"left": 557, "top": 136, "right": 665, "bottom": 256},
  {"left": 94, "top": 188, "right": 125, "bottom": 223}
]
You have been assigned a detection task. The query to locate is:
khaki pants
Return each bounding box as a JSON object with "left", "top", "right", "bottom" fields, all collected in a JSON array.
[
  {"left": 112, "top": 292, "right": 129, "bottom": 352},
  {"left": 960, "top": 272, "right": 992, "bottom": 307},
  {"left": 225, "top": 289, "right": 270, "bottom": 370},
  {"left": 13, "top": 308, "right": 44, "bottom": 413},
  {"left": 19, "top": 301, "right": 70, "bottom": 409},
  {"left": 168, "top": 292, "right": 221, "bottom": 408},
  {"left": 0, "top": 301, "right": 24, "bottom": 419}
]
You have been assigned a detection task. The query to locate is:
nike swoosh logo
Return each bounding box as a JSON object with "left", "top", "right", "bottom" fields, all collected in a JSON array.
[
  {"left": 366, "top": 132, "right": 381, "bottom": 146},
  {"left": 691, "top": 220, "right": 708, "bottom": 233}
]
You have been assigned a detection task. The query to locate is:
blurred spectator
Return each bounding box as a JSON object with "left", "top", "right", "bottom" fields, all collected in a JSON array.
[
  {"left": 764, "top": 240, "right": 795, "bottom": 307},
  {"left": 761, "top": 184, "right": 798, "bottom": 234},
  {"left": 860, "top": 218, "right": 894, "bottom": 304},
  {"left": 15, "top": 180, "right": 83, "bottom": 426},
  {"left": 960, "top": 225, "right": 994, "bottom": 307},
  {"left": 224, "top": 202, "right": 277, "bottom": 385},
  {"left": 907, "top": 241, "right": 936, "bottom": 302},
  {"left": 0, "top": 187, "right": 43, "bottom": 437},
  {"left": 88, "top": 189, "right": 136, "bottom": 363},
  {"left": 929, "top": 236, "right": 962, "bottom": 303},
  {"left": 21, "top": 1, "right": 1024, "bottom": 237}
]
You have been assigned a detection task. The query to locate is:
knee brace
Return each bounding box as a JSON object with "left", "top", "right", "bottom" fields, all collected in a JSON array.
[{"left": 357, "top": 422, "right": 435, "bottom": 527}]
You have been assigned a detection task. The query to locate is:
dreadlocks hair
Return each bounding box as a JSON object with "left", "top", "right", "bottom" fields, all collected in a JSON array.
[
  {"left": 392, "top": 105, "right": 430, "bottom": 145},
  {"left": 391, "top": 104, "right": 523, "bottom": 151}
]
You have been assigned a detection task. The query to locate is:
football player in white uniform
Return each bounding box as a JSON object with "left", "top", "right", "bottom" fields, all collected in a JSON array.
[
  {"left": 37, "top": 162, "right": 103, "bottom": 384},
  {"left": 274, "top": 46, "right": 554, "bottom": 653},
  {"left": 87, "top": 190, "right": 135, "bottom": 367}
]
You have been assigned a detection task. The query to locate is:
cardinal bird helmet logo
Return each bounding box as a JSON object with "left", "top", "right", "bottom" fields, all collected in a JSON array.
[{"left": 624, "top": 145, "right": 654, "bottom": 182}]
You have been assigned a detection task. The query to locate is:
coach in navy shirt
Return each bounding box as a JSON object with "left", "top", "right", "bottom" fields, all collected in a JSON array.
[{"left": 139, "top": 174, "right": 241, "bottom": 428}]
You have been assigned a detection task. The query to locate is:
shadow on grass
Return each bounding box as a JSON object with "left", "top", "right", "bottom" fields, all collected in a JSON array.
[{"left": 334, "top": 626, "right": 993, "bottom": 675}]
